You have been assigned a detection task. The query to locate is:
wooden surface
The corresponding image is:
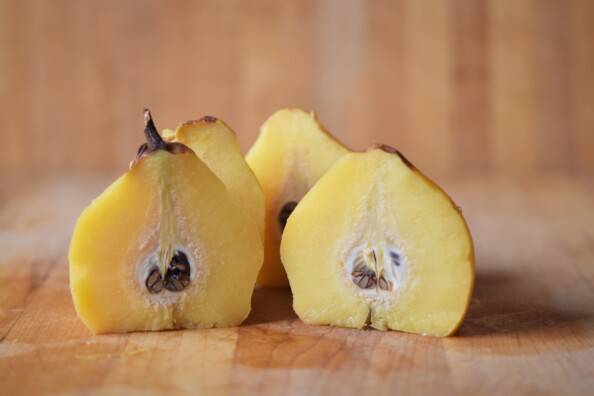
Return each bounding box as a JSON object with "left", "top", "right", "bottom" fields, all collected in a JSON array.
[
  {"left": 1, "top": 0, "right": 594, "bottom": 178},
  {"left": 1, "top": 176, "right": 593, "bottom": 395}
]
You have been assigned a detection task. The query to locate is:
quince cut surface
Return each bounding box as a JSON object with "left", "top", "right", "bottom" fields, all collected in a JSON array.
[
  {"left": 280, "top": 145, "right": 474, "bottom": 336},
  {"left": 69, "top": 112, "right": 263, "bottom": 333},
  {"left": 163, "top": 116, "right": 264, "bottom": 237}
]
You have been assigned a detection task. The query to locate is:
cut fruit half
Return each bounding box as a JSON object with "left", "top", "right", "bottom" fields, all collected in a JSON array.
[
  {"left": 246, "top": 109, "right": 350, "bottom": 287},
  {"left": 162, "top": 116, "right": 265, "bottom": 237},
  {"left": 69, "top": 111, "right": 263, "bottom": 334},
  {"left": 280, "top": 145, "right": 474, "bottom": 336}
]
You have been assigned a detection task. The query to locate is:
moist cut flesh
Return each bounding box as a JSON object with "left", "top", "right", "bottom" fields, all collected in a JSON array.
[
  {"left": 280, "top": 145, "right": 475, "bottom": 336},
  {"left": 69, "top": 111, "right": 263, "bottom": 334},
  {"left": 162, "top": 116, "right": 264, "bottom": 238}
]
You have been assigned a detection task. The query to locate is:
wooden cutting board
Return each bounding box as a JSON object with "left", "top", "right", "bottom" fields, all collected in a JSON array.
[{"left": 1, "top": 176, "right": 593, "bottom": 395}]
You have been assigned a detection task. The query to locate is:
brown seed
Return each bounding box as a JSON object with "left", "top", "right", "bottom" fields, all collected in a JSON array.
[
  {"left": 391, "top": 252, "right": 400, "bottom": 266},
  {"left": 357, "top": 275, "right": 369, "bottom": 288},
  {"left": 164, "top": 273, "right": 189, "bottom": 292},
  {"left": 146, "top": 268, "right": 163, "bottom": 294},
  {"left": 163, "top": 250, "right": 192, "bottom": 292},
  {"left": 353, "top": 260, "right": 365, "bottom": 272},
  {"left": 378, "top": 276, "right": 392, "bottom": 291},
  {"left": 390, "top": 251, "right": 400, "bottom": 266},
  {"left": 170, "top": 260, "right": 190, "bottom": 272},
  {"left": 172, "top": 279, "right": 183, "bottom": 291}
]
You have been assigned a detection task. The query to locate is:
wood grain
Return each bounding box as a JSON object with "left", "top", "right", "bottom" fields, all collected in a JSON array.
[
  {"left": 1, "top": 176, "right": 593, "bottom": 395},
  {"left": 401, "top": 0, "right": 453, "bottom": 175},
  {"left": 1, "top": 0, "right": 592, "bottom": 179},
  {"left": 451, "top": 0, "right": 491, "bottom": 174},
  {"left": 572, "top": 0, "right": 594, "bottom": 173},
  {"left": 490, "top": 0, "right": 538, "bottom": 176},
  {"left": 533, "top": 0, "right": 574, "bottom": 173}
]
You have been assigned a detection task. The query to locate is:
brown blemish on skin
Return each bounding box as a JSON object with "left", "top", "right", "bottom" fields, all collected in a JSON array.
[
  {"left": 370, "top": 144, "right": 464, "bottom": 218},
  {"left": 368, "top": 143, "right": 416, "bottom": 170},
  {"left": 182, "top": 115, "right": 219, "bottom": 127},
  {"left": 200, "top": 115, "right": 218, "bottom": 123}
]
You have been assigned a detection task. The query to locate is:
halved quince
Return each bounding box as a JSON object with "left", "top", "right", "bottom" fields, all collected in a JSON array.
[
  {"left": 280, "top": 145, "right": 474, "bottom": 336},
  {"left": 246, "top": 109, "right": 350, "bottom": 287},
  {"left": 69, "top": 111, "right": 263, "bottom": 334},
  {"left": 162, "top": 116, "right": 264, "bottom": 237}
]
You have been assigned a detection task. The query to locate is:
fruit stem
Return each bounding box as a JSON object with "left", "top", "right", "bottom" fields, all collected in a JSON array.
[{"left": 144, "top": 108, "right": 165, "bottom": 150}]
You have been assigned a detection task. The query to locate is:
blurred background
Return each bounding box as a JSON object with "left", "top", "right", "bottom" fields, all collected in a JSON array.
[{"left": 0, "top": 0, "right": 592, "bottom": 181}]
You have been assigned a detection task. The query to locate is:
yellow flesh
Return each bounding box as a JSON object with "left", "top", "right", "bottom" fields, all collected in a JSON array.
[
  {"left": 280, "top": 149, "right": 475, "bottom": 336},
  {"left": 69, "top": 150, "right": 263, "bottom": 334},
  {"left": 246, "top": 109, "right": 350, "bottom": 287},
  {"left": 163, "top": 119, "right": 265, "bottom": 238}
]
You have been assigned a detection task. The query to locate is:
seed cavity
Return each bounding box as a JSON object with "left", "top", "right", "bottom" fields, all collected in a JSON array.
[
  {"left": 278, "top": 201, "right": 298, "bottom": 232},
  {"left": 144, "top": 249, "right": 192, "bottom": 294},
  {"left": 347, "top": 246, "right": 405, "bottom": 296}
]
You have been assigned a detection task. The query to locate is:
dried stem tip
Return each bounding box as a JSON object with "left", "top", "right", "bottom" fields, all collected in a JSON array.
[{"left": 144, "top": 108, "right": 165, "bottom": 150}]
